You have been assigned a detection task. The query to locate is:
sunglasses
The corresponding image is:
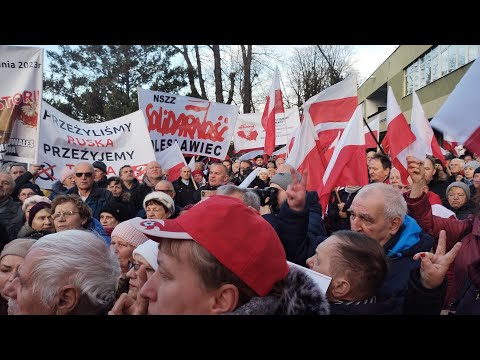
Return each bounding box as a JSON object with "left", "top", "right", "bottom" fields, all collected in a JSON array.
[{"left": 75, "top": 172, "right": 93, "bottom": 178}]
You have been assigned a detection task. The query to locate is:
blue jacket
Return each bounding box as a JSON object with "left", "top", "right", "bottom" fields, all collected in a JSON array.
[
  {"left": 67, "top": 183, "right": 113, "bottom": 220},
  {"left": 379, "top": 215, "right": 434, "bottom": 298}
]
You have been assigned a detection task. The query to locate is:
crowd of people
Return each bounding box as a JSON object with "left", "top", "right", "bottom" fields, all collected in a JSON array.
[{"left": 0, "top": 146, "right": 478, "bottom": 315}]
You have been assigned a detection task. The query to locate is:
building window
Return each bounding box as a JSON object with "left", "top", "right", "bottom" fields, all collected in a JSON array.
[{"left": 404, "top": 45, "right": 479, "bottom": 96}]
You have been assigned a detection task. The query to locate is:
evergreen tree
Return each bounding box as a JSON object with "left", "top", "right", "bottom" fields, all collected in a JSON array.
[{"left": 44, "top": 45, "right": 188, "bottom": 122}]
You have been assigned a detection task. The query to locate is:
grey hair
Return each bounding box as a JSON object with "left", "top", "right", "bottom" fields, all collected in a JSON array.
[
  {"left": 28, "top": 229, "right": 120, "bottom": 311},
  {"left": 0, "top": 171, "right": 14, "bottom": 185},
  {"left": 217, "top": 184, "right": 261, "bottom": 211},
  {"left": 357, "top": 183, "right": 407, "bottom": 222}
]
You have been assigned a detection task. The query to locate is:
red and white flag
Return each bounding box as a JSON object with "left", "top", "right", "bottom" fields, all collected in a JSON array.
[
  {"left": 187, "top": 155, "right": 196, "bottom": 172},
  {"left": 430, "top": 58, "right": 480, "bottom": 155},
  {"left": 442, "top": 134, "right": 459, "bottom": 156},
  {"left": 303, "top": 74, "right": 358, "bottom": 150},
  {"left": 273, "top": 145, "right": 287, "bottom": 159},
  {"left": 403, "top": 91, "right": 446, "bottom": 165},
  {"left": 364, "top": 115, "right": 379, "bottom": 149},
  {"left": 381, "top": 86, "right": 416, "bottom": 184},
  {"left": 157, "top": 141, "right": 187, "bottom": 182},
  {"left": 324, "top": 131, "right": 341, "bottom": 163},
  {"left": 285, "top": 113, "right": 327, "bottom": 195},
  {"left": 319, "top": 105, "right": 369, "bottom": 212},
  {"left": 261, "top": 67, "right": 285, "bottom": 156}
]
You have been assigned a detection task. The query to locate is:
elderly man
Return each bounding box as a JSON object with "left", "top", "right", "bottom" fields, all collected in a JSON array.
[
  {"left": 172, "top": 166, "right": 196, "bottom": 207},
  {"left": 8, "top": 162, "right": 43, "bottom": 199},
  {"left": 4, "top": 230, "right": 120, "bottom": 315},
  {"left": 67, "top": 162, "right": 113, "bottom": 219},
  {"left": 130, "top": 161, "right": 165, "bottom": 214},
  {"left": 0, "top": 172, "right": 24, "bottom": 242},
  {"left": 277, "top": 171, "right": 433, "bottom": 297},
  {"left": 92, "top": 161, "right": 108, "bottom": 188},
  {"left": 192, "top": 163, "right": 229, "bottom": 203}
]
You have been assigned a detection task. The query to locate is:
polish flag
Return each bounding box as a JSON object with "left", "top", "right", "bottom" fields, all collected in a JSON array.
[
  {"left": 273, "top": 145, "right": 288, "bottom": 159},
  {"left": 319, "top": 105, "right": 369, "bottom": 212},
  {"left": 324, "top": 131, "right": 341, "bottom": 163},
  {"left": 261, "top": 67, "right": 285, "bottom": 156},
  {"left": 381, "top": 86, "right": 416, "bottom": 184},
  {"left": 442, "top": 134, "right": 459, "bottom": 157},
  {"left": 303, "top": 74, "right": 358, "bottom": 150},
  {"left": 402, "top": 91, "right": 446, "bottom": 165},
  {"left": 187, "top": 156, "right": 196, "bottom": 172},
  {"left": 364, "top": 115, "right": 380, "bottom": 149},
  {"left": 156, "top": 141, "right": 187, "bottom": 182},
  {"left": 285, "top": 113, "right": 327, "bottom": 195},
  {"left": 430, "top": 58, "right": 480, "bottom": 155}
]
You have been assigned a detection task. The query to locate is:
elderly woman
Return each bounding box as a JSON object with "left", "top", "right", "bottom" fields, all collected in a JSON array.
[
  {"left": 445, "top": 181, "right": 476, "bottom": 220},
  {"left": 49, "top": 166, "right": 75, "bottom": 200},
  {"left": 250, "top": 168, "right": 270, "bottom": 189},
  {"left": 124, "top": 240, "right": 159, "bottom": 300},
  {"left": 110, "top": 220, "right": 149, "bottom": 299},
  {"left": 99, "top": 201, "right": 130, "bottom": 238},
  {"left": 50, "top": 194, "right": 109, "bottom": 244},
  {"left": 0, "top": 238, "right": 36, "bottom": 315},
  {"left": 17, "top": 196, "right": 52, "bottom": 239},
  {"left": 143, "top": 191, "right": 175, "bottom": 220},
  {"left": 19, "top": 202, "right": 54, "bottom": 239}
]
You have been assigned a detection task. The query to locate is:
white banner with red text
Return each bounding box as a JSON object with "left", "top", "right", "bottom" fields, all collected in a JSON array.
[
  {"left": 233, "top": 106, "right": 300, "bottom": 152},
  {"left": 138, "top": 88, "right": 239, "bottom": 161},
  {"left": 35, "top": 102, "right": 156, "bottom": 189}
]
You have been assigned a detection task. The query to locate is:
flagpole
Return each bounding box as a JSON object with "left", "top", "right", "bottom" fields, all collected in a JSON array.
[{"left": 363, "top": 116, "right": 385, "bottom": 154}]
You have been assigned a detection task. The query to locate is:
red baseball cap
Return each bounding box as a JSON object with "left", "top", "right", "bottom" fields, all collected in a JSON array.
[{"left": 129, "top": 195, "right": 289, "bottom": 296}]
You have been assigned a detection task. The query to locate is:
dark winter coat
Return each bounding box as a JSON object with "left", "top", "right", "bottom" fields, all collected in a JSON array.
[
  {"left": 263, "top": 191, "right": 328, "bottom": 267},
  {"left": 227, "top": 267, "right": 329, "bottom": 315},
  {"left": 49, "top": 180, "right": 69, "bottom": 200},
  {"left": 67, "top": 183, "right": 113, "bottom": 220}
]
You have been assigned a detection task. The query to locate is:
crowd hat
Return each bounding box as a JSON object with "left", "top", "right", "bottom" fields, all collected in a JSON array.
[
  {"left": 130, "top": 195, "right": 289, "bottom": 296},
  {"left": 111, "top": 220, "right": 149, "bottom": 247},
  {"left": 92, "top": 161, "right": 107, "bottom": 174},
  {"left": 143, "top": 191, "right": 175, "bottom": 216},
  {"left": 132, "top": 240, "right": 159, "bottom": 271}
]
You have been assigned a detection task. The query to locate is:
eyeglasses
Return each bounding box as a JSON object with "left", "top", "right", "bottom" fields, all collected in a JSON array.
[
  {"left": 128, "top": 261, "right": 154, "bottom": 273},
  {"left": 75, "top": 172, "right": 93, "bottom": 178},
  {"left": 52, "top": 210, "right": 79, "bottom": 220}
]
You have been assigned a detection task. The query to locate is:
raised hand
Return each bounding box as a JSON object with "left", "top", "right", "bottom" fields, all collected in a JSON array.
[
  {"left": 406, "top": 155, "right": 427, "bottom": 198},
  {"left": 286, "top": 169, "right": 307, "bottom": 212},
  {"left": 413, "top": 230, "right": 462, "bottom": 289},
  {"left": 108, "top": 265, "right": 149, "bottom": 315}
]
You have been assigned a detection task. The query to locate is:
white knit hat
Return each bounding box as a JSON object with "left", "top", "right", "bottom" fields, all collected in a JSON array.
[
  {"left": 22, "top": 195, "right": 51, "bottom": 212},
  {"left": 132, "top": 240, "right": 159, "bottom": 271},
  {"left": 143, "top": 191, "right": 175, "bottom": 217},
  {"left": 111, "top": 219, "right": 149, "bottom": 247}
]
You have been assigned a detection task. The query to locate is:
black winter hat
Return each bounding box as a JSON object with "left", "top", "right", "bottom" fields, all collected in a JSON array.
[
  {"left": 100, "top": 202, "right": 130, "bottom": 223},
  {"left": 92, "top": 161, "right": 107, "bottom": 174},
  {"left": 28, "top": 202, "right": 51, "bottom": 227}
]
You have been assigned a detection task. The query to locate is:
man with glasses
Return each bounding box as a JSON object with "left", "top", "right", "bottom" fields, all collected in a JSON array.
[{"left": 67, "top": 162, "right": 113, "bottom": 220}]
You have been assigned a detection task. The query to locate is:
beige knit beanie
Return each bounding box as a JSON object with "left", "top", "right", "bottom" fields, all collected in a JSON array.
[
  {"left": 111, "top": 219, "right": 149, "bottom": 247},
  {"left": 0, "top": 238, "right": 36, "bottom": 260}
]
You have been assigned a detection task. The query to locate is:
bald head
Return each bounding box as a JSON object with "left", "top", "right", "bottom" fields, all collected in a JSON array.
[{"left": 180, "top": 166, "right": 191, "bottom": 180}]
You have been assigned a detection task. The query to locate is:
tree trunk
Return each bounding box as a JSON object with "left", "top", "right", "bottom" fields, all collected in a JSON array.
[
  {"left": 226, "top": 72, "right": 236, "bottom": 104},
  {"left": 172, "top": 45, "right": 200, "bottom": 98},
  {"left": 194, "top": 45, "right": 207, "bottom": 99},
  {"left": 212, "top": 45, "right": 224, "bottom": 103},
  {"left": 241, "top": 45, "right": 253, "bottom": 113}
]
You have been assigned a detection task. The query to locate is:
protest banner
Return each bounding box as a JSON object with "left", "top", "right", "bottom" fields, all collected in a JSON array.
[
  {"left": 138, "top": 88, "right": 239, "bottom": 161},
  {"left": 36, "top": 102, "right": 156, "bottom": 189},
  {"left": 233, "top": 106, "right": 300, "bottom": 152},
  {"left": 0, "top": 45, "right": 43, "bottom": 163}
]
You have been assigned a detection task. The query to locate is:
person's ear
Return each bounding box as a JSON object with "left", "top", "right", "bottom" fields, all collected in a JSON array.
[
  {"left": 210, "top": 284, "right": 239, "bottom": 314},
  {"left": 81, "top": 216, "right": 88, "bottom": 226},
  {"left": 55, "top": 285, "right": 80, "bottom": 315},
  {"left": 389, "top": 216, "right": 403, "bottom": 236},
  {"left": 330, "top": 277, "right": 351, "bottom": 299}
]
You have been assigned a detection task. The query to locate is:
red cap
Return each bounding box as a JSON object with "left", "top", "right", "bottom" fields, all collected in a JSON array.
[
  {"left": 129, "top": 195, "right": 289, "bottom": 296},
  {"left": 191, "top": 170, "right": 204, "bottom": 177}
]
